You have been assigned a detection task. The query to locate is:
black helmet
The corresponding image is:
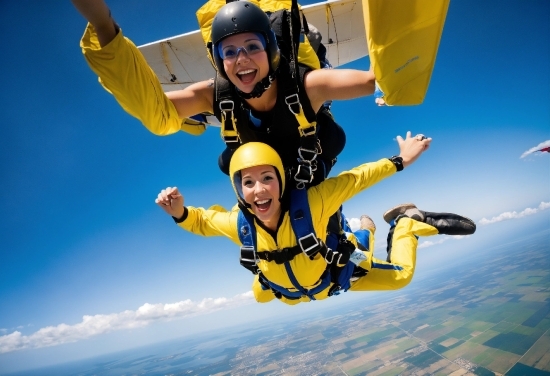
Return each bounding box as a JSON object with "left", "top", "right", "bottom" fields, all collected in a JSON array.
[{"left": 210, "top": 1, "right": 280, "bottom": 80}]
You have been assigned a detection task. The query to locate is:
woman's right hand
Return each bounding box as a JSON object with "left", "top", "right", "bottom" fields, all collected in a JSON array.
[
  {"left": 71, "top": 0, "right": 117, "bottom": 47},
  {"left": 155, "top": 187, "right": 185, "bottom": 218}
]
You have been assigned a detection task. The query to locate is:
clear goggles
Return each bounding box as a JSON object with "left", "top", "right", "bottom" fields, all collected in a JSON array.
[{"left": 218, "top": 34, "right": 266, "bottom": 61}]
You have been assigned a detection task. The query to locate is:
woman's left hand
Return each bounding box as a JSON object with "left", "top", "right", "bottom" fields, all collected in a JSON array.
[{"left": 397, "top": 131, "right": 432, "bottom": 168}]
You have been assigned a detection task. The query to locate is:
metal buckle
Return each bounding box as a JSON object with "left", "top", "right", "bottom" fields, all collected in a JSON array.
[
  {"left": 300, "top": 125, "right": 316, "bottom": 137},
  {"left": 219, "top": 100, "right": 234, "bottom": 112},
  {"left": 285, "top": 94, "right": 301, "bottom": 114},
  {"left": 298, "top": 233, "right": 319, "bottom": 257},
  {"left": 324, "top": 249, "right": 335, "bottom": 264},
  {"left": 298, "top": 147, "right": 318, "bottom": 162},
  {"left": 239, "top": 245, "right": 257, "bottom": 265},
  {"left": 294, "top": 164, "right": 312, "bottom": 189},
  {"left": 223, "top": 135, "right": 240, "bottom": 145}
]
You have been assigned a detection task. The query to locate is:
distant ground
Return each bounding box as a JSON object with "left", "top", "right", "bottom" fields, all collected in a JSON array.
[{"left": 6, "top": 230, "right": 550, "bottom": 376}]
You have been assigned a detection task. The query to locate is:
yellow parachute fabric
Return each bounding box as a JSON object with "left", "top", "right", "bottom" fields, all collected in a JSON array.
[
  {"left": 196, "top": 0, "right": 320, "bottom": 71},
  {"left": 364, "top": 0, "right": 449, "bottom": 105}
]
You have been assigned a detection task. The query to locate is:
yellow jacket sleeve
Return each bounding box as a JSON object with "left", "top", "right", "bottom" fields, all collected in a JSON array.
[
  {"left": 309, "top": 158, "right": 396, "bottom": 226},
  {"left": 177, "top": 206, "right": 241, "bottom": 245},
  {"left": 80, "top": 24, "right": 206, "bottom": 136}
]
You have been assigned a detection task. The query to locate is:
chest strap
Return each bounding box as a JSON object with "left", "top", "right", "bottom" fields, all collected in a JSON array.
[{"left": 241, "top": 237, "right": 350, "bottom": 267}]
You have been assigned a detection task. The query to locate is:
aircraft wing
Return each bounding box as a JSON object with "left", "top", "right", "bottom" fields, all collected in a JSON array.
[
  {"left": 301, "top": 0, "right": 368, "bottom": 69},
  {"left": 138, "top": 0, "right": 369, "bottom": 92}
]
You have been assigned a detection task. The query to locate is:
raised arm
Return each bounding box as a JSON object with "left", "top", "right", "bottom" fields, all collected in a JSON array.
[
  {"left": 397, "top": 131, "right": 431, "bottom": 168},
  {"left": 165, "top": 80, "right": 216, "bottom": 121},
  {"left": 155, "top": 186, "right": 240, "bottom": 242},
  {"left": 311, "top": 131, "right": 432, "bottom": 220},
  {"left": 71, "top": 0, "right": 117, "bottom": 47},
  {"left": 303, "top": 68, "right": 376, "bottom": 112},
  {"left": 73, "top": 0, "right": 214, "bottom": 136}
]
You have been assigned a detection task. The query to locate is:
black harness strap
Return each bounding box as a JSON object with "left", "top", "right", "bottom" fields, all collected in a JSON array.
[
  {"left": 215, "top": 73, "right": 242, "bottom": 147},
  {"left": 241, "top": 237, "right": 353, "bottom": 268},
  {"left": 214, "top": 0, "right": 324, "bottom": 189}
]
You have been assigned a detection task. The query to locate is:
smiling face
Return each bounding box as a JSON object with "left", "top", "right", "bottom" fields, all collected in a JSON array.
[
  {"left": 220, "top": 32, "right": 270, "bottom": 93},
  {"left": 241, "top": 164, "right": 281, "bottom": 230}
]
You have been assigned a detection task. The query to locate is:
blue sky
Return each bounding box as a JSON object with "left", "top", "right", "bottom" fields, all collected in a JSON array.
[{"left": 0, "top": 0, "right": 549, "bottom": 372}]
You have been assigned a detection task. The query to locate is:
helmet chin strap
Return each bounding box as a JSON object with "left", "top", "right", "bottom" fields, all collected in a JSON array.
[{"left": 236, "top": 69, "right": 279, "bottom": 99}]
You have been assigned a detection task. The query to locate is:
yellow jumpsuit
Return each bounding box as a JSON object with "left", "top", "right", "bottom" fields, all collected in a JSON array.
[
  {"left": 80, "top": 24, "right": 205, "bottom": 136},
  {"left": 178, "top": 159, "right": 439, "bottom": 305}
]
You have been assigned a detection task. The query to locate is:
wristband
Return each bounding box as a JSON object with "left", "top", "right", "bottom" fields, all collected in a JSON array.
[
  {"left": 388, "top": 156, "right": 404, "bottom": 172},
  {"left": 172, "top": 207, "right": 188, "bottom": 223}
]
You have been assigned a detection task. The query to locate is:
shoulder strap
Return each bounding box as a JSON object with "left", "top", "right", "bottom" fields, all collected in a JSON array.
[
  {"left": 277, "top": 5, "right": 322, "bottom": 188},
  {"left": 289, "top": 189, "right": 319, "bottom": 254},
  {"left": 238, "top": 210, "right": 260, "bottom": 274},
  {"left": 215, "top": 73, "right": 242, "bottom": 148},
  {"left": 296, "top": 64, "right": 316, "bottom": 120}
]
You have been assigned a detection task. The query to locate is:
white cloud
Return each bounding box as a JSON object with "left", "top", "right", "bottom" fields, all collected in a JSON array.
[
  {"left": 520, "top": 140, "right": 550, "bottom": 158},
  {"left": 479, "top": 201, "right": 550, "bottom": 225},
  {"left": 347, "top": 217, "right": 361, "bottom": 232},
  {"left": 418, "top": 235, "right": 468, "bottom": 249},
  {"left": 5, "top": 201, "right": 547, "bottom": 354},
  {"left": 0, "top": 292, "right": 254, "bottom": 354}
]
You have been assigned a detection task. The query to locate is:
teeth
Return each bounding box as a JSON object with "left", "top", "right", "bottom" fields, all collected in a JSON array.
[
  {"left": 237, "top": 69, "right": 255, "bottom": 75},
  {"left": 256, "top": 199, "right": 270, "bottom": 205}
]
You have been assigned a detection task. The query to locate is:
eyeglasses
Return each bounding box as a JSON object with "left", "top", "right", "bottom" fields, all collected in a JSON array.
[{"left": 218, "top": 39, "right": 266, "bottom": 61}]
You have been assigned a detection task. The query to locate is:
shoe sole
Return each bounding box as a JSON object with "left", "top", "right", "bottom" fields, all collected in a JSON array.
[
  {"left": 383, "top": 203, "right": 417, "bottom": 224},
  {"left": 424, "top": 214, "right": 477, "bottom": 235}
]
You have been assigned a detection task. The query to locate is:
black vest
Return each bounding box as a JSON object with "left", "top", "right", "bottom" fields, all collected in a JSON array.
[{"left": 214, "top": 62, "right": 346, "bottom": 187}]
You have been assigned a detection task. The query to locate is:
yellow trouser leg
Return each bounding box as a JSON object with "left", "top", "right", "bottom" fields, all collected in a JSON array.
[{"left": 349, "top": 218, "right": 438, "bottom": 291}]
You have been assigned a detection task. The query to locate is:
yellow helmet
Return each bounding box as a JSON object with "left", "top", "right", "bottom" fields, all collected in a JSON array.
[{"left": 229, "top": 142, "right": 285, "bottom": 206}]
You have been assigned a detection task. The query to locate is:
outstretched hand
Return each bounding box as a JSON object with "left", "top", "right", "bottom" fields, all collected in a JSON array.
[
  {"left": 71, "top": 0, "right": 118, "bottom": 47},
  {"left": 397, "top": 131, "right": 432, "bottom": 168},
  {"left": 155, "top": 187, "right": 185, "bottom": 219}
]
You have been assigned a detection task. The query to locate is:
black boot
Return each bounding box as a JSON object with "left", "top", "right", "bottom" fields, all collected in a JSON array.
[
  {"left": 383, "top": 203, "right": 476, "bottom": 236},
  {"left": 423, "top": 211, "right": 476, "bottom": 235}
]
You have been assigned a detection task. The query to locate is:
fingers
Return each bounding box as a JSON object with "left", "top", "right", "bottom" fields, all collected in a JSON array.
[
  {"left": 398, "top": 131, "right": 430, "bottom": 144},
  {"left": 155, "top": 187, "right": 185, "bottom": 218},
  {"left": 396, "top": 131, "right": 413, "bottom": 146},
  {"left": 155, "top": 187, "right": 180, "bottom": 205},
  {"left": 375, "top": 98, "right": 386, "bottom": 106},
  {"left": 396, "top": 131, "right": 432, "bottom": 168}
]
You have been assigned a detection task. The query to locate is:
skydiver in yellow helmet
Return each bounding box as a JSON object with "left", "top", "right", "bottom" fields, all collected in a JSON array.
[{"left": 155, "top": 133, "right": 476, "bottom": 305}]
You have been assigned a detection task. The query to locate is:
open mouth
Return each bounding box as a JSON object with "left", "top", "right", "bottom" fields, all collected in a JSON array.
[
  {"left": 254, "top": 199, "right": 272, "bottom": 212},
  {"left": 237, "top": 69, "right": 257, "bottom": 84}
]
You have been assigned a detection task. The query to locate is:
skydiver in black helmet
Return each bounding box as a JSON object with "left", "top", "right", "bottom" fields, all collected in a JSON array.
[{"left": 72, "top": 0, "right": 379, "bottom": 188}]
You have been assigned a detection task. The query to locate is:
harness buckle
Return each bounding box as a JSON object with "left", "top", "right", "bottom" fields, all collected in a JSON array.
[
  {"left": 324, "top": 249, "right": 336, "bottom": 264},
  {"left": 297, "top": 233, "right": 319, "bottom": 257},
  {"left": 239, "top": 245, "right": 257, "bottom": 265},
  {"left": 285, "top": 94, "right": 301, "bottom": 114},
  {"left": 223, "top": 134, "right": 241, "bottom": 145},
  {"left": 294, "top": 164, "right": 313, "bottom": 189},
  {"left": 298, "top": 147, "right": 318, "bottom": 162},
  {"left": 328, "top": 284, "right": 342, "bottom": 297},
  {"left": 300, "top": 125, "right": 316, "bottom": 137},
  {"left": 219, "top": 100, "right": 234, "bottom": 112}
]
